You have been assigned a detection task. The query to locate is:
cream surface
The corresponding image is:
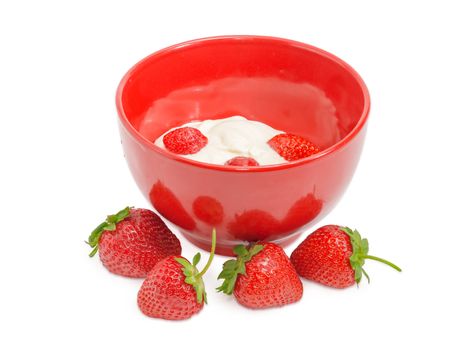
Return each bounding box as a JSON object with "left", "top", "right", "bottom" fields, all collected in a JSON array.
[{"left": 154, "top": 116, "right": 287, "bottom": 165}]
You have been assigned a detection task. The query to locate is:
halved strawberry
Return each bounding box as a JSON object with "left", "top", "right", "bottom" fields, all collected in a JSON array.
[
  {"left": 163, "top": 127, "right": 208, "bottom": 155},
  {"left": 225, "top": 157, "right": 259, "bottom": 166},
  {"left": 268, "top": 133, "right": 320, "bottom": 161}
]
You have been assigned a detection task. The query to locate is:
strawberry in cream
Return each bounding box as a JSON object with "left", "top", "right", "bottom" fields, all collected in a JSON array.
[{"left": 154, "top": 116, "right": 319, "bottom": 166}]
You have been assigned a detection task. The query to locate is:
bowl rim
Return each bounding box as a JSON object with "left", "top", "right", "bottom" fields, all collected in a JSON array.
[{"left": 116, "top": 35, "right": 370, "bottom": 173}]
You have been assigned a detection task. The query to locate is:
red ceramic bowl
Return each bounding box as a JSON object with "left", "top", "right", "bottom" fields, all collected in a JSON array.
[{"left": 116, "top": 36, "right": 370, "bottom": 255}]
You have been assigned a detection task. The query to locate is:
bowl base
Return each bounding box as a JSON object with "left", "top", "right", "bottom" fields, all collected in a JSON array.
[{"left": 179, "top": 230, "right": 303, "bottom": 256}]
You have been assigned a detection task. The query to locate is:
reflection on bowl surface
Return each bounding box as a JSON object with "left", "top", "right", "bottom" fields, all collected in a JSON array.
[
  {"left": 117, "top": 36, "right": 370, "bottom": 255},
  {"left": 138, "top": 77, "right": 342, "bottom": 151},
  {"left": 192, "top": 196, "right": 224, "bottom": 226},
  {"left": 149, "top": 181, "right": 196, "bottom": 231}
]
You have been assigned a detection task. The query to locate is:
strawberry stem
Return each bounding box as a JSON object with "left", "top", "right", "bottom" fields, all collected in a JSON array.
[
  {"left": 175, "top": 228, "right": 217, "bottom": 304},
  {"left": 364, "top": 255, "right": 402, "bottom": 272},
  {"left": 341, "top": 226, "right": 401, "bottom": 285},
  {"left": 196, "top": 228, "right": 216, "bottom": 279}
]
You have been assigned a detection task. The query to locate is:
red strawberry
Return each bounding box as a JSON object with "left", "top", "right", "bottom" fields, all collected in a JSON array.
[
  {"left": 163, "top": 127, "right": 208, "bottom": 155},
  {"left": 137, "top": 229, "right": 216, "bottom": 320},
  {"left": 225, "top": 156, "right": 260, "bottom": 166},
  {"left": 87, "top": 207, "right": 181, "bottom": 278},
  {"left": 217, "top": 242, "right": 303, "bottom": 309},
  {"left": 290, "top": 225, "right": 402, "bottom": 288},
  {"left": 268, "top": 133, "right": 320, "bottom": 161}
]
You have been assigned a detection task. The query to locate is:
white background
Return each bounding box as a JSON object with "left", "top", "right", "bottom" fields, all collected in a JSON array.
[{"left": 1, "top": 1, "right": 460, "bottom": 349}]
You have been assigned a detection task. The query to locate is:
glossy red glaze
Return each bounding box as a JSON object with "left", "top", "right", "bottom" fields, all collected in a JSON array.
[{"left": 116, "top": 36, "right": 370, "bottom": 255}]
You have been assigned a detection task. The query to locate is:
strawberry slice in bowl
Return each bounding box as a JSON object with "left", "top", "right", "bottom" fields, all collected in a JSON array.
[
  {"left": 268, "top": 133, "right": 320, "bottom": 161},
  {"left": 225, "top": 156, "right": 260, "bottom": 166},
  {"left": 163, "top": 127, "right": 208, "bottom": 155}
]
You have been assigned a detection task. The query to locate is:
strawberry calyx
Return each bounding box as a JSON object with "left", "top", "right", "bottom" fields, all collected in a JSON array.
[
  {"left": 175, "top": 228, "right": 216, "bottom": 304},
  {"left": 216, "top": 243, "right": 264, "bottom": 295},
  {"left": 86, "top": 206, "right": 131, "bottom": 257},
  {"left": 341, "top": 227, "right": 402, "bottom": 285}
]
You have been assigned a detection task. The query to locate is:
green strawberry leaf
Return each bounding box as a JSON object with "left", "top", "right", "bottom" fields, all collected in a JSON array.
[
  {"left": 175, "top": 257, "right": 196, "bottom": 277},
  {"left": 87, "top": 222, "right": 107, "bottom": 247},
  {"left": 248, "top": 244, "right": 264, "bottom": 258},
  {"left": 87, "top": 206, "right": 131, "bottom": 257},
  {"left": 175, "top": 228, "right": 217, "bottom": 305},
  {"left": 88, "top": 245, "right": 99, "bottom": 258},
  {"left": 105, "top": 222, "right": 116, "bottom": 231},
  {"left": 184, "top": 276, "right": 196, "bottom": 285},
  {"left": 362, "top": 268, "right": 370, "bottom": 283},
  {"left": 340, "top": 226, "right": 402, "bottom": 286},
  {"left": 216, "top": 243, "right": 264, "bottom": 295},
  {"left": 341, "top": 226, "right": 368, "bottom": 285},
  {"left": 233, "top": 245, "right": 249, "bottom": 256},
  {"left": 192, "top": 253, "right": 201, "bottom": 266},
  {"left": 361, "top": 238, "right": 369, "bottom": 255},
  {"left": 106, "top": 206, "right": 131, "bottom": 224}
]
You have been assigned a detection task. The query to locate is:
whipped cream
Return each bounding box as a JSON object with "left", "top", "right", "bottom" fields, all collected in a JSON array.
[{"left": 154, "top": 116, "right": 287, "bottom": 165}]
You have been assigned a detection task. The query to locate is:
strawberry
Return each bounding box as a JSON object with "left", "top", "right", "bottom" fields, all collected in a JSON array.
[
  {"left": 290, "top": 225, "right": 402, "bottom": 288},
  {"left": 163, "top": 127, "right": 208, "bottom": 155},
  {"left": 268, "top": 133, "right": 320, "bottom": 161},
  {"left": 225, "top": 156, "right": 259, "bottom": 166},
  {"left": 217, "top": 242, "right": 303, "bottom": 309},
  {"left": 137, "top": 229, "right": 216, "bottom": 320},
  {"left": 87, "top": 207, "right": 181, "bottom": 278}
]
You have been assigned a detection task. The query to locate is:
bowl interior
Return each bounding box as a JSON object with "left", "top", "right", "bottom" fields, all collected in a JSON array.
[{"left": 118, "top": 36, "right": 367, "bottom": 151}]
